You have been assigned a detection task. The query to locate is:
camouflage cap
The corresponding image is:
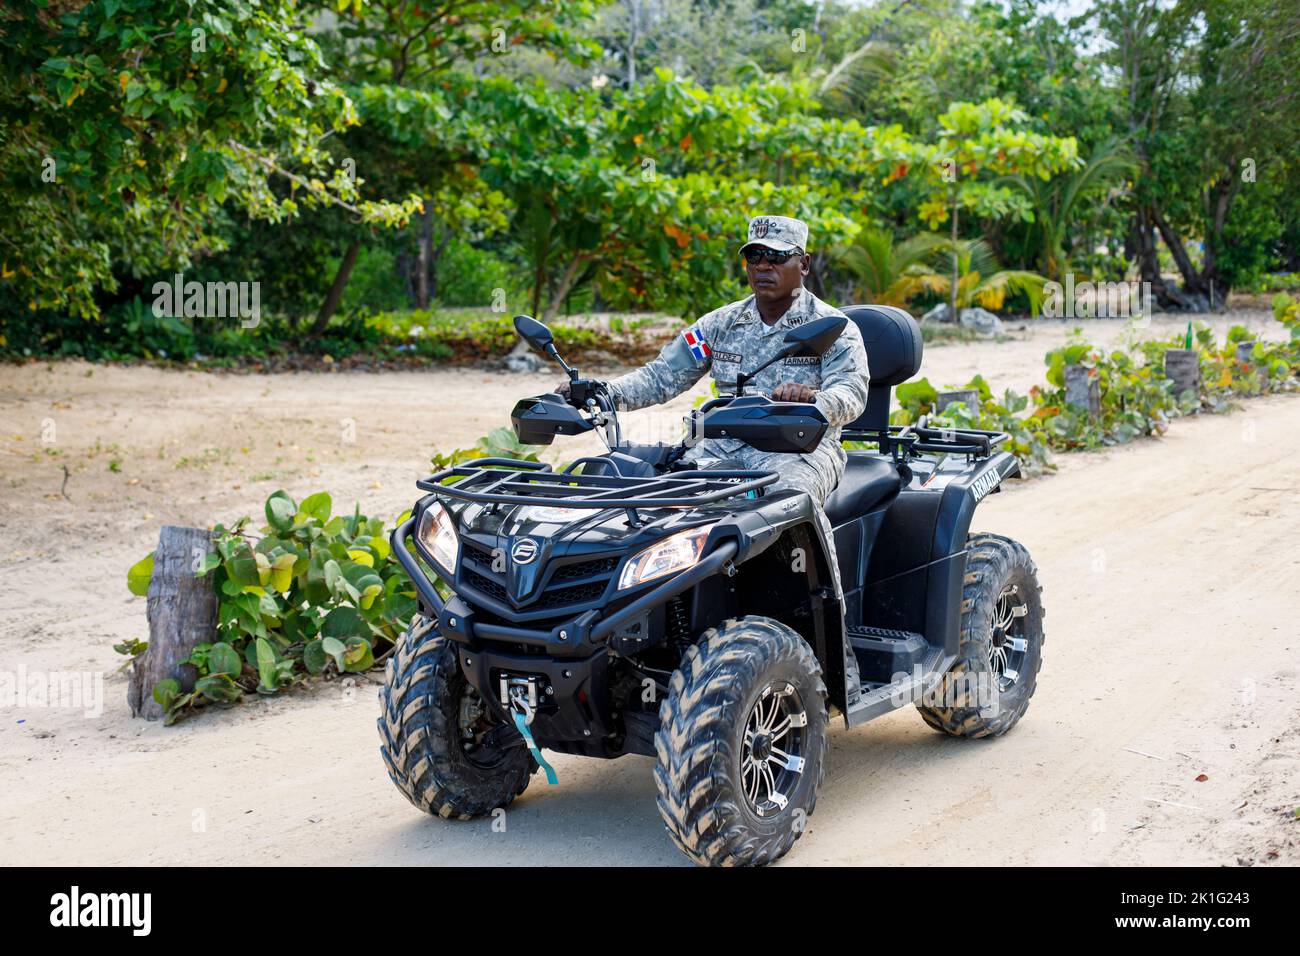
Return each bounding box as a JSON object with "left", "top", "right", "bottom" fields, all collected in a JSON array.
[{"left": 740, "top": 215, "right": 809, "bottom": 254}]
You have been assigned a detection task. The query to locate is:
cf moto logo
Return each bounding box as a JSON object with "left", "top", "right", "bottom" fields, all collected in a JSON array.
[{"left": 511, "top": 538, "right": 539, "bottom": 565}]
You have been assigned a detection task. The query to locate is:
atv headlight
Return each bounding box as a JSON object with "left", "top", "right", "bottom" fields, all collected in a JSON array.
[
  {"left": 618, "top": 526, "right": 713, "bottom": 590},
  {"left": 416, "top": 501, "right": 460, "bottom": 574}
]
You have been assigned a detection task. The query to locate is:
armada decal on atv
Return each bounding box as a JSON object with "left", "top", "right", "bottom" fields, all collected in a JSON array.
[{"left": 970, "top": 468, "right": 1002, "bottom": 501}]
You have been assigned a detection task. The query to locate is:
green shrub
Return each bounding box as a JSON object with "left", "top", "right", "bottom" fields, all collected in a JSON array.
[
  {"left": 889, "top": 318, "right": 1299, "bottom": 475},
  {"left": 125, "top": 490, "right": 417, "bottom": 724},
  {"left": 435, "top": 240, "right": 521, "bottom": 308},
  {"left": 339, "top": 245, "right": 412, "bottom": 315}
]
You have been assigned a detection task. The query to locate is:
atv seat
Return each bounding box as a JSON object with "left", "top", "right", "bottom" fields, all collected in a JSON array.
[
  {"left": 841, "top": 304, "right": 924, "bottom": 434},
  {"left": 824, "top": 454, "right": 902, "bottom": 525}
]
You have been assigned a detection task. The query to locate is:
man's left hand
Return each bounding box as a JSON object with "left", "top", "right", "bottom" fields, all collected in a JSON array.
[{"left": 771, "top": 382, "right": 816, "bottom": 403}]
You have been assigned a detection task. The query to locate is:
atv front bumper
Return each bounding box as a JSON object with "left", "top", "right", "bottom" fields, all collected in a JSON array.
[{"left": 392, "top": 516, "right": 737, "bottom": 655}]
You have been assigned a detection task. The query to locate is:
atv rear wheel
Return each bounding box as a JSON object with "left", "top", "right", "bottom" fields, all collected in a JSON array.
[
  {"left": 655, "top": 616, "right": 829, "bottom": 867},
  {"left": 917, "top": 533, "right": 1044, "bottom": 738},
  {"left": 378, "top": 617, "right": 536, "bottom": 819}
]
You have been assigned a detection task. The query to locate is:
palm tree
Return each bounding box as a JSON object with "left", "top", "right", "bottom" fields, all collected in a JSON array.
[
  {"left": 1003, "top": 137, "right": 1135, "bottom": 281},
  {"left": 830, "top": 228, "right": 949, "bottom": 306},
  {"left": 896, "top": 238, "right": 1048, "bottom": 315}
]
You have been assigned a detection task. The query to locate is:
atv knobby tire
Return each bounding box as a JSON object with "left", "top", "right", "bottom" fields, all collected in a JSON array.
[
  {"left": 917, "top": 533, "right": 1044, "bottom": 738},
  {"left": 655, "top": 616, "right": 829, "bottom": 867},
  {"left": 378, "top": 617, "right": 536, "bottom": 819}
]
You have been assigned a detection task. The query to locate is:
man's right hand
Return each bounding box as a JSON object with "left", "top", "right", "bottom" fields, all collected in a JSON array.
[{"left": 554, "top": 379, "right": 571, "bottom": 398}]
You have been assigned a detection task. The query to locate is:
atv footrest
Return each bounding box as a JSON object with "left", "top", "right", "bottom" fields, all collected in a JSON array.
[
  {"left": 845, "top": 647, "right": 953, "bottom": 727},
  {"left": 847, "top": 625, "right": 929, "bottom": 684}
]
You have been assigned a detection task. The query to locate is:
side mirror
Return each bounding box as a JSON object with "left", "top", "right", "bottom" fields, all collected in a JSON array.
[
  {"left": 783, "top": 315, "right": 846, "bottom": 357},
  {"left": 514, "top": 315, "right": 555, "bottom": 356}
]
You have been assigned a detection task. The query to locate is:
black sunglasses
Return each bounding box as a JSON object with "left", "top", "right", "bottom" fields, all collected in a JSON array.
[{"left": 743, "top": 247, "right": 803, "bottom": 265}]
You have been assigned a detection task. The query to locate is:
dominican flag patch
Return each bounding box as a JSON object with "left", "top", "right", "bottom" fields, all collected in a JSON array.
[{"left": 682, "top": 326, "right": 711, "bottom": 362}]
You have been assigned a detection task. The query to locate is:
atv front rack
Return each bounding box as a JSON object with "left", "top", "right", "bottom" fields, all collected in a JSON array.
[{"left": 415, "top": 457, "right": 778, "bottom": 524}]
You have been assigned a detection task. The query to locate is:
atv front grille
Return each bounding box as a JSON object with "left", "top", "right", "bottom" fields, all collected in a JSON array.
[
  {"left": 551, "top": 556, "right": 619, "bottom": 583},
  {"left": 463, "top": 568, "right": 509, "bottom": 602},
  {"left": 456, "top": 538, "right": 621, "bottom": 620},
  {"left": 533, "top": 578, "right": 610, "bottom": 609}
]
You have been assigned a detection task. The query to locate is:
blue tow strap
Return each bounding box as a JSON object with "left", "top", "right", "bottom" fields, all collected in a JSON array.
[{"left": 513, "top": 711, "right": 559, "bottom": 785}]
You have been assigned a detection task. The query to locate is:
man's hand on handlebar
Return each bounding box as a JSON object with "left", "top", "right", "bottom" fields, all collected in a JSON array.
[
  {"left": 554, "top": 379, "right": 571, "bottom": 398},
  {"left": 771, "top": 382, "right": 817, "bottom": 403}
]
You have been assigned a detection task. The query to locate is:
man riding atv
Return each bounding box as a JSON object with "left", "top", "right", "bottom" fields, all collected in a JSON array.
[
  {"left": 559, "top": 215, "right": 870, "bottom": 689},
  {"left": 559, "top": 215, "right": 871, "bottom": 506},
  {"left": 380, "top": 213, "right": 1044, "bottom": 867}
]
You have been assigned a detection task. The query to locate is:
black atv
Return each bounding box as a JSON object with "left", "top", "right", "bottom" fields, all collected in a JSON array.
[{"left": 380, "top": 305, "right": 1045, "bottom": 867}]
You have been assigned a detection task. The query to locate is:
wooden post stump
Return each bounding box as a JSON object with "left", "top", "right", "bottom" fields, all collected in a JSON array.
[
  {"left": 1235, "top": 341, "right": 1268, "bottom": 388},
  {"left": 937, "top": 388, "right": 981, "bottom": 414},
  {"left": 1063, "top": 364, "right": 1101, "bottom": 417},
  {"left": 1163, "top": 348, "right": 1200, "bottom": 402},
  {"left": 127, "top": 525, "right": 218, "bottom": 720}
]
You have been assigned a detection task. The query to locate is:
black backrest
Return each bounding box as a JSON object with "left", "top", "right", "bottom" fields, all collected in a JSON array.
[{"left": 841, "top": 304, "right": 924, "bottom": 432}]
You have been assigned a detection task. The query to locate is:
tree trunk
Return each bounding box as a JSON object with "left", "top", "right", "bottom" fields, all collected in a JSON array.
[
  {"left": 1132, "top": 205, "right": 1192, "bottom": 311},
  {"left": 807, "top": 254, "right": 828, "bottom": 300},
  {"left": 127, "top": 526, "right": 218, "bottom": 721},
  {"left": 415, "top": 206, "right": 432, "bottom": 309},
  {"left": 427, "top": 228, "right": 452, "bottom": 303},
  {"left": 540, "top": 254, "right": 591, "bottom": 324},
  {"left": 312, "top": 240, "right": 362, "bottom": 335},
  {"left": 949, "top": 201, "right": 960, "bottom": 320}
]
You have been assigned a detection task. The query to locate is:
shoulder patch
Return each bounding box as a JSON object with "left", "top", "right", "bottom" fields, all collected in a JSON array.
[{"left": 682, "top": 326, "right": 711, "bottom": 362}]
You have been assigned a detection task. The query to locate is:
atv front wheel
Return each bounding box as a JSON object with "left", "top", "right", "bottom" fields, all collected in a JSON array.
[
  {"left": 378, "top": 617, "right": 536, "bottom": 819},
  {"left": 655, "top": 616, "right": 829, "bottom": 867},
  {"left": 917, "top": 533, "right": 1044, "bottom": 738}
]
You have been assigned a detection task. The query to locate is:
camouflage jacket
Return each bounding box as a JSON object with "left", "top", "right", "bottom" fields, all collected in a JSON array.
[{"left": 608, "top": 287, "right": 870, "bottom": 476}]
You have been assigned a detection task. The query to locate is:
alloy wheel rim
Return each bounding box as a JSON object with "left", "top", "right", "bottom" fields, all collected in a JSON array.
[
  {"left": 741, "top": 681, "right": 808, "bottom": 817},
  {"left": 989, "top": 582, "right": 1030, "bottom": 692}
]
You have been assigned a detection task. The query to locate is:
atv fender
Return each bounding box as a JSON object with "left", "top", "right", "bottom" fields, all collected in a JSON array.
[
  {"left": 719, "top": 490, "right": 850, "bottom": 713},
  {"left": 862, "top": 450, "right": 1021, "bottom": 660}
]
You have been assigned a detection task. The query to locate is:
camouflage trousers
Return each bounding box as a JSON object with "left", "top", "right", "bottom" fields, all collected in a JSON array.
[{"left": 681, "top": 442, "right": 860, "bottom": 700}]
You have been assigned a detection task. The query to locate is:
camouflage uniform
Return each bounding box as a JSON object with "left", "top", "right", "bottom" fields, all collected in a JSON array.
[
  {"left": 607, "top": 285, "right": 871, "bottom": 506},
  {"left": 607, "top": 217, "right": 871, "bottom": 701}
]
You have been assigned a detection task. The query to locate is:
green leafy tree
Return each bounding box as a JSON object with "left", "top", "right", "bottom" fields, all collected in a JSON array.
[
  {"left": 307, "top": 0, "right": 600, "bottom": 314},
  {"left": 1100, "top": 0, "right": 1300, "bottom": 308},
  {"left": 1003, "top": 137, "right": 1135, "bottom": 281},
  {"left": 0, "top": 0, "right": 421, "bottom": 322},
  {"left": 895, "top": 238, "right": 1048, "bottom": 314},
  {"left": 476, "top": 70, "right": 906, "bottom": 321},
  {"left": 829, "top": 228, "right": 949, "bottom": 306},
  {"left": 906, "top": 98, "right": 1079, "bottom": 318}
]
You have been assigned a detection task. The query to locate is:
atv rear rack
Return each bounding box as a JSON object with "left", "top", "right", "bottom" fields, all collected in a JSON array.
[
  {"left": 415, "top": 457, "right": 778, "bottom": 526},
  {"left": 841, "top": 424, "right": 1009, "bottom": 462}
]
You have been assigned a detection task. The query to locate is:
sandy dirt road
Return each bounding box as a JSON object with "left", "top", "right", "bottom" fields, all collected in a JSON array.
[{"left": 1, "top": 311, "right": 1297, "bottom": 866}]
